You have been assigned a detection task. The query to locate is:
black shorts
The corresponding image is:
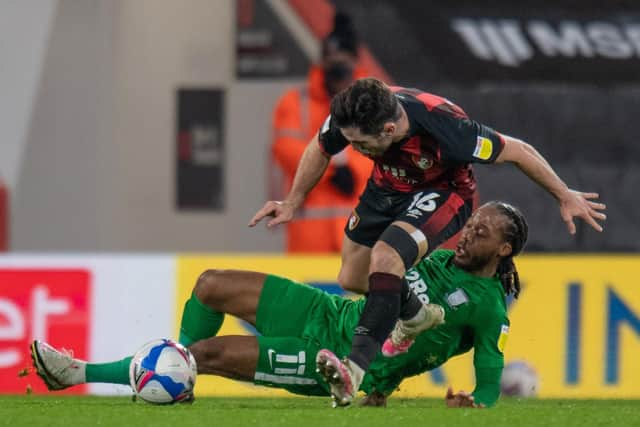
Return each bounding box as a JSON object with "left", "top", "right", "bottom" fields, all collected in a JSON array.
[{"left": 345, "top": 180, "right": 474, "bottom": 249}]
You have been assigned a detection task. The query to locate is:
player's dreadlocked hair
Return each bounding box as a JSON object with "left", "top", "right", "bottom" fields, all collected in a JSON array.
[
  {"left": 489, "top": 201, "right": 529, "bottom": 299},
  {"left": 330, "top": 78, "right": 401, "bottom": 135}
]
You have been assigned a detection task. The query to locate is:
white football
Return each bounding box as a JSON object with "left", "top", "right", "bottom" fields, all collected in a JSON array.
[
  {"left": 500, "top": 360, "right": 539, "bottom": 397},
  {"left": 129, "top": 338, "right": 197, "bottom": 404}
]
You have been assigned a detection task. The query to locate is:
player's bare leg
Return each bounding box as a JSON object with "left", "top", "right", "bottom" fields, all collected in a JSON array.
[
  {"left": 337, "top": 236, "right": 371, "bottom": 293},
  {"left": 182, "top": 271, "right": 265, "bottom": 382},
  {"left": 32, "top": 270, "right": 268, "bottom": 392},
  {"left": 191, "top": 269, "right": 266, "bottom": 326},
  {"left": 33, "top": 334, "right": 261, "bottom": 393},
  {"left": 189, "top": 336, "right": 259, "bottom": 381},
  {"left": 317, "top": 232, "right": 406, "bottom": 406},
  {"left": 375, "top": 222, "right": 444, "bottom": 357}
]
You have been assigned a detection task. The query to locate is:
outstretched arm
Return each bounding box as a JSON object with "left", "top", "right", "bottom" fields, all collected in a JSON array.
[
  {"left": 446, "top": 387, "right": 484, "bottom": 408},
  {"left": 286, "top": 133, "right": 332, "bottom": 206},
  {"left": 472, "top": 367, "right": 501, "bottom": 406},
  {"left": 495, "top": 135, "right": 607, "bottom": 234},
  {"left": 360, "top": 390, "right": 388, "bottom": 407},
  {"left": 249, "top": 133, "right": 330, "bottom": 228},
  {"left": 413, "top": 105, "right": 606, "bottom": 234}
]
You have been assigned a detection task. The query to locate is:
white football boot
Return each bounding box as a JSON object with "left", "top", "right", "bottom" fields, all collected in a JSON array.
[
  {"left": 31, "top": 340, "right": 86, "bottom": 390},
  {"left": 382, "top": 303, "right": 445, "bottom": 357},
  {"left": 315, "top": 349, "right": 364, "bottom": 408}
]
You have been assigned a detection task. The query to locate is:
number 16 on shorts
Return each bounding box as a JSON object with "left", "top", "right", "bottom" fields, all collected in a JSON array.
[{"left": 406, "top": 192, "right": 440, "bottom": 219}]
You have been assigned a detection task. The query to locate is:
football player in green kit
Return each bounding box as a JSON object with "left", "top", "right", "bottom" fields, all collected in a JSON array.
[{"left": 31, "top": 201, "right": 527, "bottom": 409}]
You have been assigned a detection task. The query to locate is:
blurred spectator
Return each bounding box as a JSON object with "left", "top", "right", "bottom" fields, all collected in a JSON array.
[{"left": 271, "top": 12, "right": 372, "bottom": 253}]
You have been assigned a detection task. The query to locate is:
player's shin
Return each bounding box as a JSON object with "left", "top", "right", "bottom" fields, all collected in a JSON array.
[
  {"left": 399, "top": 279, "right": 423, "bottom": 321},
  {"left": 348, "top": 272, "right": 403, "bottom": 372},
  {"left": 178, "top": 292, "right": 225, "bottom": 346}
]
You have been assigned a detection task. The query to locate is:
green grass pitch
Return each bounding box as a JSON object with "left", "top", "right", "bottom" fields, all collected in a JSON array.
[{"left": 1, "top": 396, "right": 638, "bottom": 427}]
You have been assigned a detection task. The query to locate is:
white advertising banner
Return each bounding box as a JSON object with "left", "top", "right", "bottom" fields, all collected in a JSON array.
[{"left": 0, "top": 254, "right": 176, "bottom": 395}]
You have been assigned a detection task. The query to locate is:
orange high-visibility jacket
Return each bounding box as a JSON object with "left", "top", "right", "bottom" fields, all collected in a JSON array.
[{"left": 272, "top": 66, "right": 373, "bottom": 253}]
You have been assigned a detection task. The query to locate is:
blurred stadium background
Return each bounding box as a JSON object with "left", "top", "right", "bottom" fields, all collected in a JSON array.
[{"left": 1, "top": 0, "right": 639, "bottom": 403}]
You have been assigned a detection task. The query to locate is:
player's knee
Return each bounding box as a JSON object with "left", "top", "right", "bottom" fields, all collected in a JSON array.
[
  {"left": 188, "top": 338, "right": 224, "bottom": 373},
  {"left": 369, "top": 241, "right": 404, "bottom": 273},
  {"left": 193, "top": 269, "right": 228, "bottom": 305},
  {"left": 338, "top": 268, "right": 368, "bottom": 293},
  {"left": 372, "top": 225, "right": 427, "bottom": 272}
]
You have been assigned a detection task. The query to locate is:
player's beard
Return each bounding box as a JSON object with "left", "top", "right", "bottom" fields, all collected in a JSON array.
[{"left": 453, "top": 251, "right": 493, "bottom": 274}]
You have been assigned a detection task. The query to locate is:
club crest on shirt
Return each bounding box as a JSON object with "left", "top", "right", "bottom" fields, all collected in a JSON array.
[
  {"left": 412, "top": 155, "right": 433, "bottom": 170},
  {"left": 446, "top": 288, "right": 469, "bottom": 308},
  {"left": 348, "top": 211, "right": 360, "bottom": 231},
  {"left": 321, "top": 115, "right": 331, "bottom": 135}
]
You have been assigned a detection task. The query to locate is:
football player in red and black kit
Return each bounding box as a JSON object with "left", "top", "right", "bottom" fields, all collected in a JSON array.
[{"left": 250, "top": 78, "right": 606, "bottom": 406}]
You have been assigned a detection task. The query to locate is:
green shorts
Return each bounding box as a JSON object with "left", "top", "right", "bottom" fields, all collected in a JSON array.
[{"left": 252, "top": 275, "right": 362, "bottom": 396}]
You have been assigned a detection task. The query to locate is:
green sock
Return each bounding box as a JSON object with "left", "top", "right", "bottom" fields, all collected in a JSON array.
[
  {"left": 178, "top": 292, "right": 225, "bottom": 346},
  {"left": 85, "top": 357, "right": 132, "bottom": 385},
  {"left": 84, "top": 294, "right": 222, "bottom": 385}
]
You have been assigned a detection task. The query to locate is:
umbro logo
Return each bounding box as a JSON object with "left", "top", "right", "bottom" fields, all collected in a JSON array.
[{"left": 354, "top": 326, "right": 370, "bottom": 335}]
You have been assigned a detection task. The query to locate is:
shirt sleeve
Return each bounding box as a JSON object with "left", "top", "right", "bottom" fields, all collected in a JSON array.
[
  {"left": 415, "top": 103, "right": 505, "bottom": 164},
  {"left": 472, "top": 367, "right": 502, "bottom": 407},
  {"left": 317, "top": 115, "right": 350, "bottom": 156},
  {"left": 470, "top": 304, "right": 509, "bottom": 407},
  {"left": 359, "top": 350, "right": 429, "bottom": 396},
  {"left": 362, "top": 372, "right": 404, "bottom": 397}
]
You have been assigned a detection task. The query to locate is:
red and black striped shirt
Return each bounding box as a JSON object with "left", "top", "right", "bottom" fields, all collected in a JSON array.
[{"left": 318, "top": 86, "right": 505, "bottom": 199}]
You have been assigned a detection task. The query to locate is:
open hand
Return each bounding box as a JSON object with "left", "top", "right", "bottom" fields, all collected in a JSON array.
[
  {"left": 360, "top": 391, "right": 387, "bottom": 407},
  {"left": 559, "top": 190, "right": 607, "bottom": 234},
  {"left": 248, "top": 200, "right": 296, "bottom": 228},
  {"left": 445, "top": 386, "right": 485, "bottom": 408}
]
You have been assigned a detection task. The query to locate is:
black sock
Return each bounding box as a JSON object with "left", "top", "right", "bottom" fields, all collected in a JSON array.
[
  {"left": 399, "top": 279, "right": 424, "bottom": 321},
  {"left": 349, "top": 272, "right": 402, "bottom": 371}
]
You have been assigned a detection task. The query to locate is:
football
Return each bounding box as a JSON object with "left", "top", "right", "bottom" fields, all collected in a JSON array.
[
  {"left": 129, "top": 338, "right": 197, "bottom": 404},
  {"left": 500, "top": 360, "right": 539, "bottom": 398}
]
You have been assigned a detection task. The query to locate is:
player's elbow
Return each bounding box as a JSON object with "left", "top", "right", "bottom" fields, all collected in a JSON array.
[
  {"left": 496, "top": 136, "right": 532, "bottom": 165},
  {"left": 519, "top": 140, "right": 537, "bottom": 156}
]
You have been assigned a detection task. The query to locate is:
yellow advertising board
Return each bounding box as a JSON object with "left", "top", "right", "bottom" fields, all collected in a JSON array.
[{"left": 176, "top": 255, "right": 640, "bottom": 398}]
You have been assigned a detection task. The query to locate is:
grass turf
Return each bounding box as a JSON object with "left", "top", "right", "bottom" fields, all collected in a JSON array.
[{"left": 1, "top": 396, "right": 639, "bottom": 427}]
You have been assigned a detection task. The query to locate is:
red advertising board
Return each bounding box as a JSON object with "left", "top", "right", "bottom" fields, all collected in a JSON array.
[
  {"left": 0, "top": 269, "right": 91, "bottom": 394},
  {"left": 0, "top": 182, "right": 7, "bottom": 251}
]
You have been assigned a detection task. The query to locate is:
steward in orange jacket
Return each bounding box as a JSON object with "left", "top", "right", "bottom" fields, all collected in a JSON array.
[{"left": 271, "top": 14, "right": 372, "bottom": 253}]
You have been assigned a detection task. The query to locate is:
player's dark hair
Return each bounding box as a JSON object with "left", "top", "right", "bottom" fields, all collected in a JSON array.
[
  {"left": 330, "top": 78, "right": 400, "bottom": 135},
  {"left": 489, "top": 202, "right": 529, "bottom": 299}
]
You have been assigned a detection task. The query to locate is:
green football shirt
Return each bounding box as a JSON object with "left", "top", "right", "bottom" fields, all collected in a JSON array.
[{"left": 360, "top": 249, "right": 510, "bottom": 406}]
